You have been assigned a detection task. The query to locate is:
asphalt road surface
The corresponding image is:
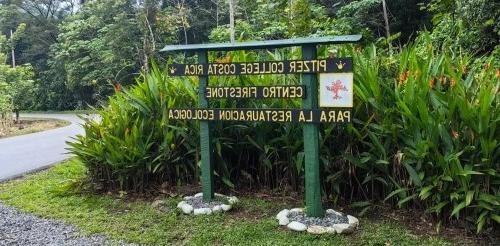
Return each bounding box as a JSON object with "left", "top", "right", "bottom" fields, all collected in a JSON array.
[{"left": 0, "top": 113, "right": 86, "bottom": 182}]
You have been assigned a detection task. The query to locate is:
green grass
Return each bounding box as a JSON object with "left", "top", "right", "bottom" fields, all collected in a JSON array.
[{"left": 0, "top": 160, "right": 452, "bottom": 245}]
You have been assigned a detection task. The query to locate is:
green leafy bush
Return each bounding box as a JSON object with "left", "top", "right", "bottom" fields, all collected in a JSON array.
[
  {"left": 347, "top": 34, "right": 499, "bottom": 233},
  {"left": 69, "top": 35, "right": 499, "bottom": 233},
  {"left": 68, "top": 63, "right": 199, "bottom": 190}
]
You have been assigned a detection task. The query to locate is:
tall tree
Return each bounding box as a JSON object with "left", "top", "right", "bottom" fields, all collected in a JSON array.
[
  {"left": 0, "top": 33, "right": 35, "bottom": 121},
  {"left": 228, "top": 0, "right": 235, "bottom": 42},
  {"left": 381, "top": 0, "right": 390, "bottom": 44}
]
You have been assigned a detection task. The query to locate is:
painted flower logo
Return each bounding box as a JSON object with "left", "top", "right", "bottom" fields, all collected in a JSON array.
[{"left": 326, "top": 80, "right": 347, "bottom": 100}]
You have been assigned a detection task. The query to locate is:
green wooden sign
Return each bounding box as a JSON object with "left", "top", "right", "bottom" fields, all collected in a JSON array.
[
  {"left": 161, "top": 35, "right": 361, "bottom": 218},
  {"left": 168, "top": 58, "right": 352, "bottom": 76}
]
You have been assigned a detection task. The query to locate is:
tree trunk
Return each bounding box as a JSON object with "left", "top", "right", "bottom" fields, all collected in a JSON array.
[
  {"left": 214, "top": 0, "right": 219, "bottom": 27},
  {"left": 183, "top": 25, "right": 188, "bottom": 44},
  {"left": 15, "top": 110, "right": 19, "bottom": 124},
  {"left": 228, "top": 0, "right": 235, "bottom": 43},
  {"left": 10, "top": 29, "right": 16, "bottom": 68},
  {"left": 381, "top": 0, "right": 392, "bottom": 50}
]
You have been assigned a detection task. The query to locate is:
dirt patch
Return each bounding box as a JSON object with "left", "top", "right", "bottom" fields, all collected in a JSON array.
[{"left": 0, "top": 118, "right": 70, "bottom": 138}]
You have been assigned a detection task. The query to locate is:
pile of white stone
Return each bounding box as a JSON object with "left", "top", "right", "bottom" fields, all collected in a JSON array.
[
  {"left": 276, "top": 208, "right": 359, "bottom": 234},
  {"left": 177, "top": 192, "right": 238, "bottom": 215}
]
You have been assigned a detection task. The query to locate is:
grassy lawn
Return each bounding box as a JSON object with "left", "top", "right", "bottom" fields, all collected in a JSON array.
[
  {"left": 0, "top": 118, "right": 70, "bottom": 138},
  {"left": 0, "top": 160, "right": 456, "bottom": 245}
]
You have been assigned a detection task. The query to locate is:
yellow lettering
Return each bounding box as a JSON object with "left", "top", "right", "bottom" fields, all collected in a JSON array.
[
  {"left": 337, "top": 111, "right": 344, "bottom": 122},
  {"left": 320, "top": 111, "right": 327, "bottom": 122},
  {"left": 289, "top": 61, "right": 296, "bottom": 73},
  {"left": 319, "top": 60, "right": 326, "bottom": 72},
  {"left": 344, "top": 111, "right": 351, "bottom": 122},
  {"left": 303, "top": 60, "right": 310, "bottom": 72}
]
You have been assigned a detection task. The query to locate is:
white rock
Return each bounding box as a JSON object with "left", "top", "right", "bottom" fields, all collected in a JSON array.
[
  {"left": 307, "top": 225, "right": 328, "bottom": 234},
  {"left": 290, "top": 208, "right": 303, "bottom": 213},
  {"left": 214, "top": 193, "right": 223, "bottom": 197},
  {"left": 326, "top": 209, "right": 343, "bottom": 216},
  {"left": 221, "top": 204, "right": 232, "bottom": 211},
  {"left": 194, "top": 193, "right": 203, "bottom": 198},
  {"left": 177, "top": 201, "right": 186, "bottom": 209},
  {"left": 325, "top": 227, "right": 337, "bottom": 234},
  {"left": 276, "top": 209, "right": 290, "bottom": 220},
  {"left": 347, "top": 215, "right": 359, "bottom": 228},
  {"left": 228, "top": 196, "right": 239, "bottom": 205},
  {"left": 287, "top": 221, "right": 307, "bottom": 232},
  {"left": 183, "top": 196, "right": 193, "bottom": 200},
  {"left": 193, "top": 208, "right": 212, "bottom": 215},
  {"left": 180, "top": 203, "right": 193, "bottom": 214},
  {"left": 278, "top": 216, "right": 289, "bottom": 226},
  {"left": 212, "top": 205, "right": 222, "bottom": 213},
  {"left": 331, "top": 223, "right": 353, "bottom": 234}
]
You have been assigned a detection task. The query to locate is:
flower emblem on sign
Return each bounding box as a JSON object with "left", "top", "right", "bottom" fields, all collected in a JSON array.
[
  {"left": 326, "top": 80, "right": 347, "bottom": 100},
  {"left": 336, "top": 61, "right": 346, "bottom": 70}
]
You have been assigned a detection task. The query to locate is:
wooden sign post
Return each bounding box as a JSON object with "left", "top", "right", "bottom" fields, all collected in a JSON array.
[
  {"left": 197, "top": 51, "right": 214, "bottom": 202},
  {"left": 161, "top": 35, "right": 361, "bottom": 217},
  {"left": 301, "top": 45, "right": 323, "bottom": 217}
]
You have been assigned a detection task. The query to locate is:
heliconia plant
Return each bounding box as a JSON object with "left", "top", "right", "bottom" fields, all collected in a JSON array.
[{"left": 68, "top": 32, "right": 499, "bottom": 233}]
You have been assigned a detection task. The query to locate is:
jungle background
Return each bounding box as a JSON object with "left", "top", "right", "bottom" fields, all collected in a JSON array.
[
  {"left": 0, "top": 0, "right": 498, "bottom": 111},
  {"left": 0, "top": 0, "right": 499, "bottom": 236}
]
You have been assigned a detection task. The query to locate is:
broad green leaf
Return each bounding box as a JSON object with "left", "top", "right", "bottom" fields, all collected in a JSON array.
[
  {"left": 491, "top": 214, "right": 500, "bottom": 224},
  {"left": 451, "top": 201, "right": 466, "bottom": 218},
  {"left": 465, "top": 190, "right": 474, "bottom": 206},
  {"left": 419, "top": 186, "right": 433, "bottom": 200},
  {"left": 384, "top": 187, "right": 407, "bottom": 202},
  {"left": 404, "top": 163, "right": 422, "bottom": 187}
]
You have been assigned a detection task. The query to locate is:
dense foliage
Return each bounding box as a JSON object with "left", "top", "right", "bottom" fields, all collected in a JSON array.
[
  {"left": 69, "top": 35, "right": 499, "bottom": 233},
  {"left": 1, "top": 0, "right": 497, "bottom": 110}
]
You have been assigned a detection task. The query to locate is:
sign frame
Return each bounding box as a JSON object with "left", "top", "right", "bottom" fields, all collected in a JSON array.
[{"left": 161, "top": 35, "right": 362, "bottom": 218}]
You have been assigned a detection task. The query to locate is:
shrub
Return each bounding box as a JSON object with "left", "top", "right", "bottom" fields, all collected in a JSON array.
[{"left": 68, "top": 64, "right": 199, "bottom": 190}]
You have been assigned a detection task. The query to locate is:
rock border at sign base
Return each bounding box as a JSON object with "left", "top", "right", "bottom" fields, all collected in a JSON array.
[
  {"left": 177, "top": 193, "right": 238, "bottom": 215},
  {"left": 276, "top": 208, "right": 359, "bottom": 234}
]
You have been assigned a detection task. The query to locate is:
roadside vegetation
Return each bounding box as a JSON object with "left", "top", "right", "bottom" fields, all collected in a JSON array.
[
  {"left": 0, "top": 159, "right": 473, "bottom": 245},
  {"left": 68, "top": 33, "right": 499, "bottom": 235},
  {"left": 0, "top": 117, "right": 70, "bottom": 138}
]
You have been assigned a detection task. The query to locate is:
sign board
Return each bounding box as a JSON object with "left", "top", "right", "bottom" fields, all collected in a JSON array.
[
  {"left": 168, "top": 58, "right": 352, "bottom": 76},
  {"left": 160, "top": 35, "right": 362, "bottom": 218},
  {"left": 319, "top": 73, "right": 354, "bottom": 108}
]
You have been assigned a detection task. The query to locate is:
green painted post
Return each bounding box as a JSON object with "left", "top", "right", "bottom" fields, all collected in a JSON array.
[
  {"left": 301, "top": 45, "right": 324, "bottom": 218},
  {"left": 197, "top": 51, "right": 214, "bottom": 202}
]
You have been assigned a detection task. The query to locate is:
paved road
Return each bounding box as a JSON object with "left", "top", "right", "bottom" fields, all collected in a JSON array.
[{"left": 0, "top": 113, "right": 86, "bottom": 182}]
